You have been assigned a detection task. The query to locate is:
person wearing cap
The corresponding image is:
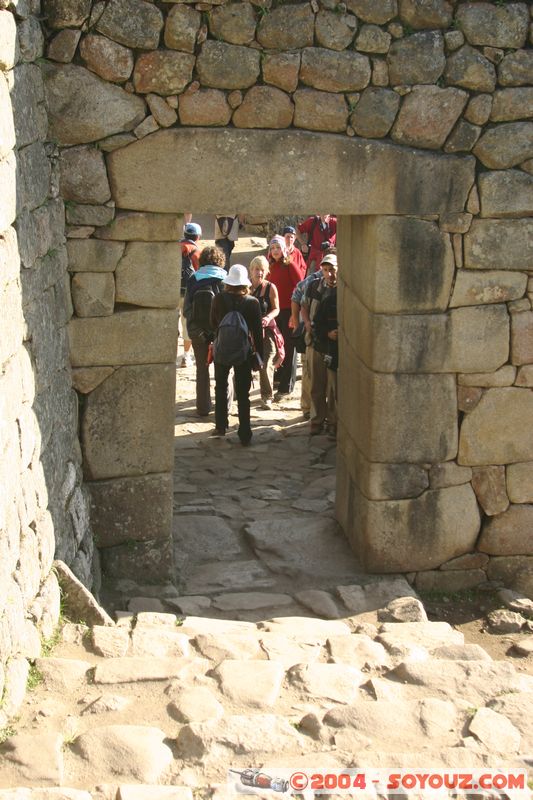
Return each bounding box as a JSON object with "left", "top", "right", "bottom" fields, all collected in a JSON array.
[
  {"left": 283, "top": 225, "right": 307, "bottom": 277},
  {"left": 210, "top": 264, "right": 264, "bottom": 445},
  {"left": 296, "top": 214, "right": 337, "bottom": 275},
  {"left": 178, "top": 222, "right": 202, "bottom": 368},
  {"left": 267, "top": 235, "right": 306, "bottom": 401},
  {"left": 214, "top": 214, "right": 240, "bottom": 270},
  {"left": 301, "top": 253, "right": 338, "bottom": 438}
]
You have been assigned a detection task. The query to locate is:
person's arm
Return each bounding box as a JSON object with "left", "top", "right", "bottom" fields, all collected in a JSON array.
[
  {"left": 300, "top": 296, "right": 312, "bottom": 333},
  {"left": 296, "top": 220, "right": 310, "bottom": 255},
  {"left": 290, "top": 299, "right": 300, "bottom": 330}
]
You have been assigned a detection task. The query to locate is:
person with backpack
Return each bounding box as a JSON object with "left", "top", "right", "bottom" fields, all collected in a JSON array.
[
  {"left": 183, "top": 245, "right": 227, "bottom": 417},
  {"left": 300, "top": 253, "right": 338, "bottom": 439},
  {"left": 210, "top": 264, "right": 264, "bottom": 446},
  {"left": 296, "top": 214, "right": 337, "bottom": 275},
  {"left": 178, "top": 222, "right": 202, "bottom": 368},
  {"left": 249, "top": 255, "right": 284, "bottom": 410}
]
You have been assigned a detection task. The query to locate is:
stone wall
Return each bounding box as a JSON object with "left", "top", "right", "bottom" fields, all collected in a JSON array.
[
  {"left": 37, "top": 0, "right": 533, "bottom": 589},
  {"left": 0, "top": 0, "right": 91, "bottom": 722}
]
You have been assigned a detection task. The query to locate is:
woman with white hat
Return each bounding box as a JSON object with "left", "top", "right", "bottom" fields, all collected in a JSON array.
[{"left": 210, "top": 264, "right": 264, "bottom": 446}]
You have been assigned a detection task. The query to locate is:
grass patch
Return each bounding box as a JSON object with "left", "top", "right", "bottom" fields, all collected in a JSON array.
[
  {"left": 27, "top": 665, "right": 43, "bottom": 691},
  {"left": 0, "top": 725, "right": 16, "bottom": 744}
]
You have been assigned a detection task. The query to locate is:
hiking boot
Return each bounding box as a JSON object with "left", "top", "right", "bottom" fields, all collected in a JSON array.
[
  {"left": 260, "top": 399, "right": 272, "bottom": 410},
  {"left": 210, "top": 427, "right": 225, "bottom": 438},
  {"left": 178, "top": 353, "right": 194, "bottom": 368},
  {"left": 274, "top": 391, "right": 291, "bottom": 402},
  {"left": 310, "top": 424, "right": 323, "bottom": 436}
]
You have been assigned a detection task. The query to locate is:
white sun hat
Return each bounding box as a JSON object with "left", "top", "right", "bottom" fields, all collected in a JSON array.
[{"left": 222, "top": 264, "right": 251, "bottom": 287}]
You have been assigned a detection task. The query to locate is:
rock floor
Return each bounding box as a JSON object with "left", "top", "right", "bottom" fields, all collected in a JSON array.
[{"left": 1, "top": 355, "right": 532, "bottom": 799}]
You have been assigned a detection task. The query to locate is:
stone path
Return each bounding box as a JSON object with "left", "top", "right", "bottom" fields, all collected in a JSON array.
[{"left": 1, "top": 355, "right": 532, "bottom": 798}]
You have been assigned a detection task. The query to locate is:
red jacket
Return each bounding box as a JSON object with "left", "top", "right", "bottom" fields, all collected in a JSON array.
[{"left": 268, "top": 257, "right": 303, "bottom": 309}]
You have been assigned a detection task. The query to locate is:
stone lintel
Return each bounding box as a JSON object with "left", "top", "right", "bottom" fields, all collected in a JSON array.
[{"left": 107, "top": 128, "right": 475, "bottom": 216}]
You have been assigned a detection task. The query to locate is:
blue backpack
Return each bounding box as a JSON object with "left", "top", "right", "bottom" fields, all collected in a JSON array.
[{"left": 213, "top": 298, "right": 251, "bottom": 367}]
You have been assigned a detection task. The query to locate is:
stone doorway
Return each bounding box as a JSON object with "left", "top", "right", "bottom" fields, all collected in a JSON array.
[{"left": 75, "top": 127, "right": 477, "bottom": 589}]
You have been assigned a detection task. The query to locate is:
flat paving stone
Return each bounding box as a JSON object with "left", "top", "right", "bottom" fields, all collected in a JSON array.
[
  {"left": 184, "top": 560, "right": 276, "bottom": 595},
  {"left": 93, "top": 657, "right": 209, "bottom": 684}
]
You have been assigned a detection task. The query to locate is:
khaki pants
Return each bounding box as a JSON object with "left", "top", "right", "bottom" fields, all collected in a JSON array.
[
  {"left": 309, "top": 346, "right": 337, "bottom": 429},
  {"left": 300, "top": 348, "right": 311, "bottom": 414},
  {"left": 259, "top": 331, "right": 277, "bottom": 402}
]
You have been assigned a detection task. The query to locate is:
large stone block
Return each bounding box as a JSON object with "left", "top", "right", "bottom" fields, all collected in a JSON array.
[
  {"left": 479, "top": 170, "right": 533, "bottom": 218},
  {"left": 342, "top": 292, "right": 509, "bottom": 373},
  {"left": 339, "top": 349, "right": 458, "bottom": 463},
  {"left": 79, "top": 34, "right": 134, "bottom": 84},
  {"left": 398, "top": 0, "right": 452, "bottom": 29},
  {"left": 511, "top": 310, "right": 533, "bottom": 365},
  {"left": 262, "top": 52, "right": 300, "bottom": 93},
  {"left": 232, "top": 87, "right": 294, "bottom": 130},
  {"left": 347, "top": 215, "right": 454, "bottom": 313},
  {"left": 507, "top": 461, "right": 533, "bottom": 504},
  {"left": 0, "top": 73, "right": 15, "bottom": 161},
  {"left": 337, "top": 429, "right": 429, "bottom": 500},
  {"left": 15, "top": 142, "right": 50, "bottom": 214},
  {"left": 178, "top": 89, "right": 232, "bottom": 127},
  {"left": 88, "top": 473, "right": 173, "bottom": 546},
  {"left": 387, "top": 31, "right": 445, "bottom": 85},
  {"left": 478, "top": 505, "right": 533, "bottom": 556},
  {"left": 72, "top": 272, "right": 115, "bottom": 317},
  {"left": 82, "top": 364, "right": 176, "bottom": 479},
  {"left": 339, "top": 464, "right": 480, "bottom": 572},
  {"left": 293, "top": 89, "right": 348, "bottom": 133},
  {"left": 498, "top": 50, "right": 533, "bottom": 87},
  {"left": 474, "top": 122, "right": 533, "bottom": 170},
  {"left": 43, "top": 64, "right": 146, "bottom": 146},
  {"left": 67, "top": 239, "right": 125, "bottom": 272},
  {"left": 96, "top": 0, "right": 163, "bottom": 49},
  {"left": 43, "top": 0, "right": 91, "bottom": 28},
  {"left": 0, "top": 151, "right": 16, "bottom": 231},
  {"left": 115, "top": 242, "right": 180, "bottom": 308},
  {"left": 59, "top": 145, "right": 110, "bottom": 205},
  {"left": 133, "top": 51, "right": 195, "bottom": 95},
  {"left": 11, "top": 64, "right": 47, "bottom": 148},
  {"left": 458, "top": 387, "right": 533, "bottom": 465},
  {"left": 300, "top": 48, "right": 371, "bottom": 93},
  {"left": 100, "top": 536, "right": 174, "bottom": 581},
  {"left": 165, "top": 4, "right": 201, "bottom": 52},
  {"left": 450, "top": 270, "right": 527, "bottom": 307},
  {"left": 94, "top": 212, "right": 183, "bottom": 242},
  {"left": 391, "top": 86, "right": 467, "bottom": 150},
  {"left": 106, "top": 128, "right": 475, "bottom": 216},
  {"left": 444, "top": 45, "right": 496, "bottom": 93},
  {"left": 464, "top": 219, "right": 533, "bottom": 271},
  {"left": 256, "top": 3, "right": 314, "bottom": 49},
  {"left": 344, "top": 0, "right": 397, "bottom": 24},
  {"left": 456, "top": 2, "right": 529, "bottom": 49},
  {"left": 196, "top": 41, "right": 260, "bottom": 90},
  {"left": 68, "top": 308, "right": 178, "bottom": 367},
  {"left": 350, "top": 88, "right": 400, "bottom": 139},
  {"left": 491, "top": 88, "right": 533, "bottom": 123},
  {"left": 0, "top": 9, "right": 18, "bottom": 70},
  {"left": 316, "top": 9, "right": 356, "bottom": 52},
  {"left": 208, "top": 2, "right": 256, "bottom": 46}
]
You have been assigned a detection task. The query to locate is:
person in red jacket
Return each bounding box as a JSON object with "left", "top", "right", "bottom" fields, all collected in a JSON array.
[
  {"left": 296, "top": 214, "right": 337, "bottom": 275},
  {"left": 283, "top": 225, "right": 307, "bottom": 277},
  {"left": 267, "top": 235, "right": 303, "bottom": 400}
]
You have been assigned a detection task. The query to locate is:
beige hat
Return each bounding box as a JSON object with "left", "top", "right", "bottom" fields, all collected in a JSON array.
[{"left": 321, "top": 253, "right": 337, "bottom": 267}]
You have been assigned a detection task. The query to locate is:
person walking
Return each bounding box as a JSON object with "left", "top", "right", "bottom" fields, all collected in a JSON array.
[
  {"left": 214, "top": 214, "right": 240, "bottom": 270},
  {"left": 183, "top": 245, "right": 227, "bottom": 416},
  {"left": 296, "top": 214, "right": 337, "bottom": 275},
  {"left": 178, "top": 222, "right": 202, "bottom": 368},
  {"left": 283, "top": 225, "right": 307, "bottom": 277},
  {"left": 267, "top": 235, "right": 305, "bottom": 401},
  {"left": 301, "top": 253, "right": 338, "bottom": 437},
  {"left": 210, "top": 265, "right": 264, "bottom": 446},
  {"left": 249, "top": 255, "right": 283, "bottom": 410}
]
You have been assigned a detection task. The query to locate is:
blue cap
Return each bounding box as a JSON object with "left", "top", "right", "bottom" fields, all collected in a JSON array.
[
  {"left": 283, "top": 226, "right": 296, "bottom": 235},
  {"left": 184, "top": 222, "right": 202, "bottom": 237}
]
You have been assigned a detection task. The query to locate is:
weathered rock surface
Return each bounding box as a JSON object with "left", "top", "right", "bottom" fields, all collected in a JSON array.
[
  {"left": 71, "top": 725, "right": 172, "bottom": 783},
  {"left": 43, "top": 64, "right": 145, "bottom": 145},
  {"left": 79, "top": 34, "right": 133, "bottom": 83},
  {"left": 232, "top": 87, "right": 294, "bottom": 129},
  {"left": 478, "top": 505, "right": 533, "bottom": 556},
  {"left": 256, "top": 3, "right": 314, "bottom": 49},
  {"left": 293, "top": 89, "right": 348, "bottom": 133},
  {"left": 95, "top": 0, "right": 163, "bottom": 49},
  {"left": 165, "top": 4, "right": 201, "bottom": 53},
  {"left": 444, "top": 45, "right": 496, "bottom": 92},
  {"left": 300, "top": 48, "right": 371, "bottom": 93},
  {"left": 133, "top": 52, "right": 195, "bottom": 96},
  {"left": 178, "top": 89, "right": 232, "bottom": 127},
  {"left": 391, "top": 85, "right": 467, "bottom": 149},
  {"left": 459, "top": 388, "right": 533, "bottom": 466},
  {"left": 387, "top": 31, "right": 445, "bottom": 85},
  {"left": 71, "top": 272, "right": 115, "bottom": 318},
  {"left": 208, "top": 2, "right": 256, "bottom": 46},
  {"left": 479, "top": 169, "right": 533, "bottom": 218},
  {"left": 350, "top": 87, "right": 399, "bottom": 138},
  {"left": 115, "top": 242, "right": 181, "bottom": 308},
  {"left": 456, "top": 2, "right": 529, "bottom": 49},
  {"left": 474, "top": 122, "right": 533, "bottom": 169},
  {"left": 316, "top": 10, "right": 356, "bottom": 51},
  {"left": 59, "top": 145, "right": 110, "bottom": 205},
  {"left": 196, "top": 41, "right": 260, "bottom": 89},
  {"left": 464, "top": 219, "right": 533, "bottom": 271}
]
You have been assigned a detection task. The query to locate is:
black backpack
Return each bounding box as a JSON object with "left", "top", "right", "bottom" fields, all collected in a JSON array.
[
  {"left": 191, "top": 281, "right": 220, "bottom": 339},
  {"left": 213, "top": 296, "right": 251, "bottom": 367}
]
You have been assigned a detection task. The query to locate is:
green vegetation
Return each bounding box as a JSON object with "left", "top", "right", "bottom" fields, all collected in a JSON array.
[
  {"left": 26, "top": 664, "right": 43, "bottom": 691},
  {"left": 0, "top": 725, "right": 16, "bottom": 745}
]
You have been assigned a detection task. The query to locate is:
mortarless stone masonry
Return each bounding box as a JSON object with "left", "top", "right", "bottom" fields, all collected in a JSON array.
[{"left": 1, "top": 0, "right": 533, "bottom": 718}]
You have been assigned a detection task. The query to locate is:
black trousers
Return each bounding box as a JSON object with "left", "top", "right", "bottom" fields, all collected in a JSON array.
[
  {"left": 215, "top": 238, "right": 234, "bottom": 270},
  {"left": 214, "top": 361, "right": 252, "bottom": 442},
  {"left": 275, "top": 308, "right": 297, "bottom": 394}
]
